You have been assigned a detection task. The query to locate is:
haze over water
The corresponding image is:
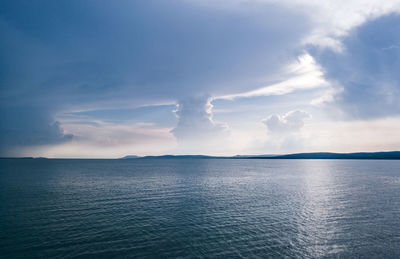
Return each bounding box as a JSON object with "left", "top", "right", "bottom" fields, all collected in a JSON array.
[{"left": 1, "top": 159, "right": 400, "bottom": 258}]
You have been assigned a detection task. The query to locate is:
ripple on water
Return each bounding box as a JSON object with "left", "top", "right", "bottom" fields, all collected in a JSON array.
[{"left": 1, "top": 159, "right": 400, "bottom": 258}]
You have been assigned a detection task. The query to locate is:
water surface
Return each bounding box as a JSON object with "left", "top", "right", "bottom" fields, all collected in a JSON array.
[{"left": 1, "top": 159, "right": 400, "bottom": 258}]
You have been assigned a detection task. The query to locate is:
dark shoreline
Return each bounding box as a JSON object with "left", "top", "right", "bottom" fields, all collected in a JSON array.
[
  {"left": 129, "top": 151, "right": 400, "bottom": 160},
  {"left": 2, "top": 151, "right": 400, "bottom": 160}
]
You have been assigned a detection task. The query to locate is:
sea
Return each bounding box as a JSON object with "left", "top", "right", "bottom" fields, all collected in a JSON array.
[{"left": 1, "top": 158, "right": 400, "bottom": 258}]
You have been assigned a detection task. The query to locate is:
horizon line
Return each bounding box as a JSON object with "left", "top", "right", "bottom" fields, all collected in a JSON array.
[{"left": 2, "top": 150, "right": 400, "bottom": 160}]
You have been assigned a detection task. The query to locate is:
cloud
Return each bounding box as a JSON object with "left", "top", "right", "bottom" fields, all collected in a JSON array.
[
  {"left": 195, "top": 0, "right": 400, "bottom": 50},
  {"left": 301, "top": 116, "right": 400, "bottom": 152},
  {"left": 261, "top": 110, "right": 311, "bottom": 152},
  {"left": 310, "top": 14, "right": 400, "bottom": 118},
  {"left": 263, "top": 110, "right": 311, "bottom": 133},
  {"left": 0, "top": 106, "right": 73, "bottom": 156},
  {"left": 265, "top": 0, "right": 400, "bottom": 50},
  {"left": 0, "top": 0, "right": 311, "bottom": 155},
  {"left": 0, "top": 0, "right": 311, "bottom": 103},
  {"left": 20, "top": 121, "right": 176, "bottom": 158},
  {"left": 218, "top": 53, "right": 328, "bottom": 100},
  {"left": 171, "top": 96, "right": 230, "bottom": 153},
  {"left": 310, "top": 85, "right": 343, "bottom": 107},
  {"left": 2, "top": 0, "right": 400, "bottom": 156}
]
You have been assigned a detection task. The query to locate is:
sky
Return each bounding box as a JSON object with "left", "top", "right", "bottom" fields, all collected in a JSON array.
[{"left": 1, "top": 0, "right": 400, "bottom": 158}]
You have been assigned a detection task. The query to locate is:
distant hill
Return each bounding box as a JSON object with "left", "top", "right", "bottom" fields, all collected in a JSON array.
[
  {"left": 234, "top": 154, "right": 278, "bottom": 158},
  {"left": 120, "top": 151, "right": 400, "bottom": 160},
  {"left": 248, "top": 151, "right": 400, "bottom": 160},
  {"left": 2, "top": 152, "right": 400, "bottom": 160},
  {"left": 134, "top": 155, "right": 224, "bottom": 159},
  {"left": 120, "top": 155, "right": 141, "bottom": 159}
]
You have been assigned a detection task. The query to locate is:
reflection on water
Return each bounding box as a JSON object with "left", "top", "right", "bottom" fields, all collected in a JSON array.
[
  {"left": 1, "top": 159, "right": 400, "bottom": 258},
  {"left": 297, "top": 160, "right": 345, "bottom": 257}
]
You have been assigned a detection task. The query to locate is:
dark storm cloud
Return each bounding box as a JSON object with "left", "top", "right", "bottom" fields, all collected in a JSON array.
[
  {"left": 0, "top": 0, "right": 311, "bottom": 155},
  {"left": 310, "top": 14, "right": 400, "bottom": 118}
]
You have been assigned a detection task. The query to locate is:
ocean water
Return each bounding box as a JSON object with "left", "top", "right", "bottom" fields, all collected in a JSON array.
[{"left": 1, "top": 159, "right": 400, "bottom": 258}]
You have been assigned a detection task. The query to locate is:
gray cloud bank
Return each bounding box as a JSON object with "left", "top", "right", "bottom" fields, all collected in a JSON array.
[
  {"left": 311, "top": 14, "right": 400, "bottom": 118},
  {"left": 0, "top": 0, "right": 311, "bottom": 155},
  {"left": 1, "top": 0, "right": 400, "bottom": 156}
]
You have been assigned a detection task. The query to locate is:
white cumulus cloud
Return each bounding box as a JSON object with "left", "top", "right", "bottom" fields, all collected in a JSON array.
[
  {"left": 263, "top": 110, "right": 311, "bottom": 133},
  {"left": 171, "top": 96, "right": 230, "bottom": 154}
]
